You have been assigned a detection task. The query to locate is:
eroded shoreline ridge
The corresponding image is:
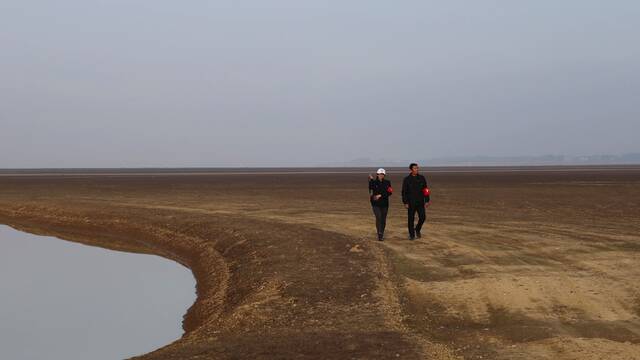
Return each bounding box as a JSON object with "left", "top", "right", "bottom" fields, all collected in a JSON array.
[{"left": 0, "top": 185, "right": 435, "bottom": 359}]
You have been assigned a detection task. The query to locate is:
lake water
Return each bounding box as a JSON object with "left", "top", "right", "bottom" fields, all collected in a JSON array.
[{"left": 0, "top": 225, "right": 196, "bottom": 360}]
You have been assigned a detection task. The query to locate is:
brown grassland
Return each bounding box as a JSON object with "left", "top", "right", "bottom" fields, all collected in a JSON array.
[{"left": 0, "top": 166, "right": 639, "bottom": 359}]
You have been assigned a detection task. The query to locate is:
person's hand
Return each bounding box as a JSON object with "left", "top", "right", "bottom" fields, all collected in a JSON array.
[
  {"left": 404, "top": 203, "right": 409, "bottom": 209},
  {"left": 373, "top": 194, "right": 382, "bottom": 200},
  {"left": 368, "top": 174, "right": 374, "bottom": 180},
  {"left": 425, "top": 202, "right": 431, "bottom": 208}
]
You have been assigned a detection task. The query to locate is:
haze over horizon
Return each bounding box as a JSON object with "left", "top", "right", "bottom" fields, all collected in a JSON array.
[{"left": 2, "top": 1, "right": 639, "bottom": 168}]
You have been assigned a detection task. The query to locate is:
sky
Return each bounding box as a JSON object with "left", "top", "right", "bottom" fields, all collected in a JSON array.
[{"left": 1, "top": 1, "right": 639, "bottom": 167}]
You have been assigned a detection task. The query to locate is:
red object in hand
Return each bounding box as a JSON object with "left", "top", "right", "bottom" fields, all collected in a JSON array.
[
  {"left": 422, "top": 187, "right": 431, "bottom": 196},
  {"left": 387, "top": 186, "right": 393, "bottom": 194}
]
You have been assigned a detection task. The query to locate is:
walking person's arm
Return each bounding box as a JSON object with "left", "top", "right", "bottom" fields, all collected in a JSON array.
[
  {"left": 402, "top": 176, "right": 409, "bottom": 208},
  {"left": 423, "top": 176, "right": 431, "bottom": 207},
  {"left": 369, "top": 174, "right": 383, "bottom": 200},
  {"left": 368, "top": 174, "right": 374, "bottom": 194}
]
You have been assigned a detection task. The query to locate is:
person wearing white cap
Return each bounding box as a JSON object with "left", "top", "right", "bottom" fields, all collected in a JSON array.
[{"left": 368, "top": 168, "right": 393, "bottom": 241}]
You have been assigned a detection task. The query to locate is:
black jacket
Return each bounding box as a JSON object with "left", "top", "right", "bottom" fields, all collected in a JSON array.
[
  {"left": 369, "top": 179, "right": 393, "bottom": 207},
  {"left": 402, "top": 174, "right": 430, "bottom": 205}
]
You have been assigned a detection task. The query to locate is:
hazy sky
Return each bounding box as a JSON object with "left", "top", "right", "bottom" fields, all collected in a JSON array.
[{"left": 1, "top": 1, "right": 638, "bottom": 167}]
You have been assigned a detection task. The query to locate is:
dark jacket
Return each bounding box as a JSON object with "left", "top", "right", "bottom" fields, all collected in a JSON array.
[
  {"left": 369, "top": 178, "right": 393, "bottom": 207},
  {"left": 402, "top": 174, "right": 430, "bottom": 205}
]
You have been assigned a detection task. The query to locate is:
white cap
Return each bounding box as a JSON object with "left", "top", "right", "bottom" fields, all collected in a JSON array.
[{"left": 376, "top": 168, "right": 386, "bottom": 175}]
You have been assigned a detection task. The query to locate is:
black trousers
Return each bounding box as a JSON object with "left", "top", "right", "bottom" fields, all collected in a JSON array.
[
  {"left": 407, "top": 204, "right": 426, "bottom": 237},
  {"left": 372, "top": 206, "right": 388, "bottom": 236}
]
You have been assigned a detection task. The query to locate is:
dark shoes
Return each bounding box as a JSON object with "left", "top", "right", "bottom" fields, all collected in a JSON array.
[
  {"left": 377, "top": 234, "right": 384, "bottom": 241},
  {"left": 409, "top": 235, "right": 415, "bottom": 241},
  {"left": 416, "top": 230, "right": 422, "bottom": 239}
]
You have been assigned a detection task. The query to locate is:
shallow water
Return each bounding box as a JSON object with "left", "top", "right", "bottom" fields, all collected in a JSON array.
[{"left": 0, "top": 225, "right": 196, "bottom": 360}]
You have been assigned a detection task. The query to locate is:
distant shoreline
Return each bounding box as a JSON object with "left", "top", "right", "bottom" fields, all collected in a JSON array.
[{"left": 1, "top": 164, "right": 640, "bottom": 177}]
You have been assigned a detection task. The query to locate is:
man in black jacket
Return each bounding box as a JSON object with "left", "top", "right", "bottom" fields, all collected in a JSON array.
[
  {"left": 369, "top": 168, "right": 392, "bottom": 241},
  {"left": 402, "top": 163, "right": 430, "bottom": 240}
]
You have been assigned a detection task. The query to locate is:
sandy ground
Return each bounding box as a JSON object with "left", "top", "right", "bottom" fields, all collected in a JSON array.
[{"left": 0, "top": 166, "right": 638, "bottom": 359}]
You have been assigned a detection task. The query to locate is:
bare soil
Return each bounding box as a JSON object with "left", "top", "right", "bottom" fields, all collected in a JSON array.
[{"left": 0, "top": 166, "right": 638, "bottom": 359}]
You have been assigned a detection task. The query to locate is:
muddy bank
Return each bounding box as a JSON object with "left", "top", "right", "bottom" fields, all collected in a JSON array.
[{"left": 0, "top": 175, "right": 453, "bottom": 359}]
